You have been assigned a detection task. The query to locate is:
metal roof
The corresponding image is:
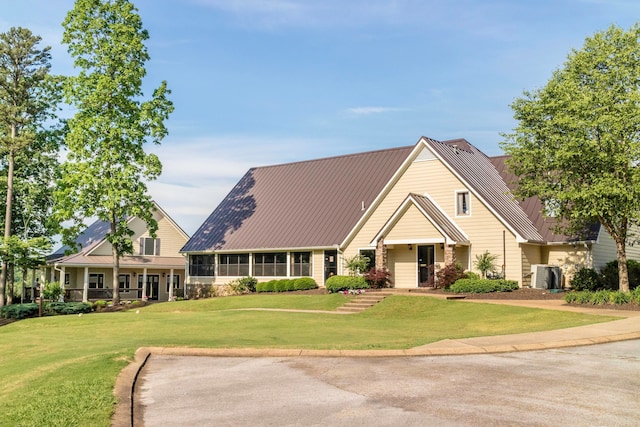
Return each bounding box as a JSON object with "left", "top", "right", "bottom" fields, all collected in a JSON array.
[
  {"left": 181, "top": 146, "right": 414, "bottom": 252},
  {"left": 410, "top": 193, "right": 470, "bottom": 244},
  {"left": 426, "top": 138, "right": 544, "bottom": 243}
]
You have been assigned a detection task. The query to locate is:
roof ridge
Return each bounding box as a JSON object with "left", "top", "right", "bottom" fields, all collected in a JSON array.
[{"left": 253, "top": 145, "right": 415, "bottom": 171}]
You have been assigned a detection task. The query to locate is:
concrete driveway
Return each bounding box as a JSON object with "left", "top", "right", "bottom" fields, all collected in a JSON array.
[{"left": 136, "top": 340, "right": 640, "bottom": 426}]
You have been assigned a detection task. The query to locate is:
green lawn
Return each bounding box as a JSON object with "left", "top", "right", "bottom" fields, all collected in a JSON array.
[{"left": 0, "top": 294, "right": 618, "bottom": 426}]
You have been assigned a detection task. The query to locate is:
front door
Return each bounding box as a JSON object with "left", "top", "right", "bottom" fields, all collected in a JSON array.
[
  {"left": 418, "top": 245, "right": 435, "bottom": 287},
  {"left": 324, "top": 250, "right": 338, "bottom": 281},
  {"left": 141, "top": 275, "right": 160, "bottom": 300}
]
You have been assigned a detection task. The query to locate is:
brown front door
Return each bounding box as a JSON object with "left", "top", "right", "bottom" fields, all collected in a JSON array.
[{"left": 418, "top": 245, "right": 434, "bottom": 287}]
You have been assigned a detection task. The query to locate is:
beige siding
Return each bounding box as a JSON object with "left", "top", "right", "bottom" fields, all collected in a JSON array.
[
  {"left": 385, "top": 205, "right": 443, "bottom": 241},
  {"left": 520, "top": 244, "right": 542, "bottom": 287},
  {"left": 389, "top": 246, "right": 416, "bottom": 288},
  {"left": 86, "top": 212, "right": 188, "bottom": 258},
  {"left": 592, "top": 228, "right": 617, "bottom": 270},
  {"left": 543, "top": 245, "right": 588, "bottom": 286},
  {"left": 344, "top": 148, "right": 522, "bottom": 286}
]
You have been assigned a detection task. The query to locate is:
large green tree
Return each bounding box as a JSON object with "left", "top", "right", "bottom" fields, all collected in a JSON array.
[
  {"left": 501, "top": 24, "right": 640, "bottom": 293},
  {"left": 57, "top": 0, "right": 173, "bottom": 305},
  {"left": 0, "top": 27, "right": 59, "bottom": 306}
]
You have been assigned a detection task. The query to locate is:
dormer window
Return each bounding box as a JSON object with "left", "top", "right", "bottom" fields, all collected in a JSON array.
[
  {"left": 456, "top": 191, "right": 470, "bottom": 216},
  {"left": 140, "top": 237, "right": 160, "bottom": 256}
]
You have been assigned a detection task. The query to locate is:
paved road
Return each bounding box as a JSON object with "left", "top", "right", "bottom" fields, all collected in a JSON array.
[{"left": 137, "top": 340, "right": 640, "bottom": 426}]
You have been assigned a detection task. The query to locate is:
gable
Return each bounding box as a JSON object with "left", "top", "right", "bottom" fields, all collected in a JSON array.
[{"left": 384, "top": 204, "right": 446, "bottom": 243}]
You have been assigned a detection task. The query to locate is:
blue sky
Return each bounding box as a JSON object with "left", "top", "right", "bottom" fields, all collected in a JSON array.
[{"left": 3, "top": 0, "right": 640, "bottom": 235}]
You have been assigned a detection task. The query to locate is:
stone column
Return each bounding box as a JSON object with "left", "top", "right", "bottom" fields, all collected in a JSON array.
[
  {"left": 375, "top": 238, "right": 388, "bottom": 271},
  {"left": 444, "top": 244, "right": 457, "bottom": 266}
]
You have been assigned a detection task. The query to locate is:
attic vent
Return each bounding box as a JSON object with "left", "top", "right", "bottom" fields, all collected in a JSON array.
[
  {"left": 361, "top": 201, "right": 366, "bottom": 211},
  {"left": 452, "top": 144, "right": 459, "bottom": 154}
]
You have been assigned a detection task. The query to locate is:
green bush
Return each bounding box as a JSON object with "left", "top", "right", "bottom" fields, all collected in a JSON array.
[
  {"left": 465, "top": 271, "right": 481, "bottom": 280},
  {"left": 600, "top": 260, "right": 640, "bottom": 290},
  {"left": 325, "top": 275, "right": 369, "bottom": 293},
  {"left": 274, "top": 280, "right": 291, "bottom": 292},
  {"left": 570, "top": 268, "right": 602, "bottom": 291},
  {"left": 631, "top": 287, "right": 640, "bottom": 304},
  {"left": 591, "top": 290, "right": 612, "bottom": 305},
  {"left": 293, "top": 277, "right": 318, "bottom": 291},
  {"left": 47, "top": 302, "right": 93, "bottom": 315},
  {"left": 93, "top": 300, "right": 108, "bottom": 311},
  {"left": 449, "top": 279, "right": 519, "bottom": 294},
  {"left": 612, "top": 291, "right": 631, "bottom": 305},
  {"left": 43, "top": 282, "right": 63, "bottom": 301},
  {"left": 363, "top": 268, "right": 393, "bottom": 289},
  {"left": 256, "top": 280, "right": 276, "bottom": 293},
  {"left": 0, "top": 303, "right": 39, "bottom": 319}
]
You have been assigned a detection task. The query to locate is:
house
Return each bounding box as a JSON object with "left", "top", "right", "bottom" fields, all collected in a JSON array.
[
  {"left": 46, "top": 202, "right": 189, "bottom": 302},
  {"left": 181, "top": 136, "right": 639, "bottom": 291}
]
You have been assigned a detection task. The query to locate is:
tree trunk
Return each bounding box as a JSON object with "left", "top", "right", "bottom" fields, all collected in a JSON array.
[
  {"left": 615, "top": 236, "right": 630, "bottom": 293},
  {"left": 0, "top": 147, "right": 15, "bottom": 307},
  {"left": 111, "top": 218, "right": 120, "bottom": 305}
]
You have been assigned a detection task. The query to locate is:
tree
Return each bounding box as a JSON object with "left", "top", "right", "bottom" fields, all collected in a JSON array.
[
  {"left": 57, "top": 0, "right": 173, "bottom": 305},
  {"left": 501, "top": 24, "right": 640, "bottom": 293},
  {"left": 474, "top": 250, "right": 498, "bottom": 279},
  {"left": 0, "top": 27, "right": 58, "bottom": 306}
]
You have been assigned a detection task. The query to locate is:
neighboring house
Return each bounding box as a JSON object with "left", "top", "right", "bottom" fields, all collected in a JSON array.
[
  {"left": 46, "top": 202, "right": 189, "bottom": 302},
  {"left": 181, "top": 136, "right": 640, "bottom": 290}
]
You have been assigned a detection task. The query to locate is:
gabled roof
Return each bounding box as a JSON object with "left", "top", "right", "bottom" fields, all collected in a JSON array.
[
  {"left": 424, "top": 137, "right": 544, "bottom": 243},
  {"left": 50, "top": 201, "right": 189, "bottom": 262},
  {"left": 181, "top": 146, "right": 414, "bottom": 252},
  {"left": 372, "top": 193, "right": 469, "bottom": 245}
]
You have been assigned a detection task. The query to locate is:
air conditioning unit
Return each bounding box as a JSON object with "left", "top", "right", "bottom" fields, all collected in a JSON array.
[{"left": 531, "top": 265, "right": 562, "bottom": 290}]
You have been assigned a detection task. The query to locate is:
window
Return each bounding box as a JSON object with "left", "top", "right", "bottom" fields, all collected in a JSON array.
[
  {"left": 456, "top": 191, "right": 470, "bottom": 216},
  {"left": 218, "top": 254, "right": 250, "bottom": 276},
  {"left": 119, "top": 274, "right": 131, "bottom": 290},
  {"left": 291, "top": 252, "right": 311, "bottom": 276},
  {"left": 64, "top": 273, "right": 70, "bottom": 286},
  {"left": 140, "top": 237, "right": 160, "bottom": 256},
  {"left": 166, "top": 274, "right": 181, "bottom": 292},
  {"left": 359, "top": 250, "right": 376, "bottom": 271},
  {"left": 89, "top": 273, "right": 104, "bottom": 289},
  {"left": 189, "top": 255, "right": 215, "bottom": 276},
  {"left": 253, "top": 252, "right": 286, "bottom": 277}
]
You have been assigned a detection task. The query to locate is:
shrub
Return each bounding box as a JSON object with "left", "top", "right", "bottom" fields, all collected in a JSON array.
[
  {"left": 435, "top": 263, "right": 467, "bottom": 289},
  {"left": 612, "top": 291, "right": 631, "bottom": 305},
  {"left": 449, "top": 279, "right": 519, "bottom": 294},
  {"left": 325, "top": 275, "right": 369, "bottom": 293},
  {"left": 293, "top": 277, "right": 318, "bottom": 291},
  {"left": 344, "top": 254, "right": 371, "bottom": 276},
  {"left": 465, "top": 271, "right": 481, "bottom": 280},
  {"left": 363, "top": 268, "right": 393, "bottom": 289},
  {"left": 0, "top": 303, "right": 39, "bottom": 319},
  {"left": 474, "top": 250, "right": 499, "bottom": 279},
  {"left": 256, "top": 280, "right": 276, "bottom": 293},
  {"left": 570, "top": 268, "right": 602, "bottom": 291},
  {"left": 93, "top": 300, "right": 108, "bottom": 311},
  {"left": 600, "top": 260, "right": 640, "bottom": 290},
  {"left": 591, "top": 290, "right": 612, "bottom": 305},
  {"left": 43, "top": 282, "right": 63, "bottom": 301},
  {"left": 274, "top": 280, "right": 292, "bottom": 292},
  {"left": 47, "top": 302, "right": 93, "bottom": 315},
  {"left": 631, "top": 287, "right": 640, "bottom": 304},
  {"left": 226, "top": 276, "right": 257, "bottom": 295}
]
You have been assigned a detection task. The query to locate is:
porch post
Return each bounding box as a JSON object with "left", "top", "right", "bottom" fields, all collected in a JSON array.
[
  {"left": 49, "top": 266, "right": 55, "bottom": 284},
  {"left": 375, "top": 238, "right": 388, "bottom": 271},
  {"left": 59, "top": 266, "right": 65, "bottom": 300},
  {"left": 168, "top": 268, "right": 174, "bottom": 301},
  {"left": 142, "top": 268, "right": 148, "bottom": 299},
  {"left": 444, "top": 244, "right": 457, "bottom": 266},
  {"left": 83, "top": 267, "right": 89, "bottom": 303}
]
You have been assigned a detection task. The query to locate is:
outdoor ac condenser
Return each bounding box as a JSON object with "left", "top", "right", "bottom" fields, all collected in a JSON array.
[{"left": 531, "top": 265, "right": 562, "bottom": 289}]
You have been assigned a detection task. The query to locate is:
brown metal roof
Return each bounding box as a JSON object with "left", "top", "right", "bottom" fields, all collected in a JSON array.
[
  {"left": 426, "top": 138, "right": 544, "bottom": 242},
  {"left": 489, "top": 155, "right": 600, "bottom": 242},
  {"left": 181, "top": 146, "right": 414, "bottom": 252},
  {"left": 409, "top": 193, "right": 470, "bottom": 244}
]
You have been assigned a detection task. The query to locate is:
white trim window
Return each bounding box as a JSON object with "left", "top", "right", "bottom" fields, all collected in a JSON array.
[
  {"left": 456, "top": 191, "right": 471, "bottom": 216},
  {"left": 140, "top": 237, "right": 161, "bottom": 256},
  {"left": 89, "top": 273, "right": 104, "bottom": 289}
]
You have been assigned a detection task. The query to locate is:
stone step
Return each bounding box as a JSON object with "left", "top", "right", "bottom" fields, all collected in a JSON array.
[{"left": 337, "top": 292, "right": 391, "bottom": 313}]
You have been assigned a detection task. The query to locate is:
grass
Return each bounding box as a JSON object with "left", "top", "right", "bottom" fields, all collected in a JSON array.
[{"left": 0, "top": 294, "right": 619, "bottom": 426}]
